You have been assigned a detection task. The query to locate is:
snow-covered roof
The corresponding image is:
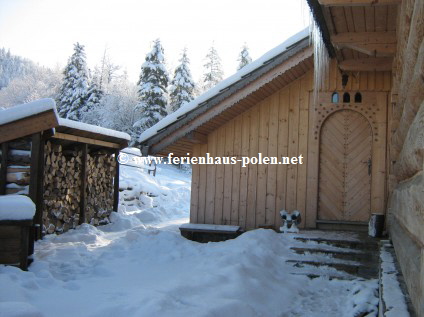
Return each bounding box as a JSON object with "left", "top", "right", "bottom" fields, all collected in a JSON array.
[
  {"left": 139, "top": 27, "right": 310, "bottom": 143},
  {"left": 0, "top": 195, "right": 36, "bottom": 221},
  {"left": 0, "top": 98, "right": 58, "bottom": 126},
  {"left": 58, "top": 118, "right": 131, "bottom": 141}
]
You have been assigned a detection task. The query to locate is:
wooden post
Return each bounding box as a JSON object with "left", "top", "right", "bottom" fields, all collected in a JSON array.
[
  {"left": 0, "top": 142, "right": 8, "bottom": 195},
  {"left": 113, "top": 149, "right": 120, "bottom": 212},
  {"left": 20, "top": 224, "right": 30, "bottom": 270},
  {"left": 79, "top": 144, "right": 88, "bottom": 224},
  {"left": 29, "top": 133, "right": 44, "bottom": 240}
]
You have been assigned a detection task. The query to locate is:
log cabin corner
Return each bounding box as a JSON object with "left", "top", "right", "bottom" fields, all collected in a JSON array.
[{"left": 139, "top": 0, "right": 423, "bottom": 314}]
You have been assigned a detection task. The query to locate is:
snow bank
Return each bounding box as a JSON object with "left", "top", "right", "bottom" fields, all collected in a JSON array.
[
  {"left": 380, "top": 243, "right": 410, "bottom": 317},
  {"left": 0, "top": 227, "right": 379, "bottom": 317},
  {"left": 0, "top": 195, "right": 35, "bottom": 220},
  {"left": 139, "top": 27, "right": 309, "bottom": 143},
  {"left": 0, "top": 98, "right": 57, "bottom": 126},
  {"left": 117, "top": 163, "right": 191, "bottom": 226},
  {"left": 58, "top": 118, "right": 131, "bottom": 141}
]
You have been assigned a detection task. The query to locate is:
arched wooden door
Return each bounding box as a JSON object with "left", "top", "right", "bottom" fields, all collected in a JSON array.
[{"left": 318, "top": 109, "right": 372, "bottom": 222}]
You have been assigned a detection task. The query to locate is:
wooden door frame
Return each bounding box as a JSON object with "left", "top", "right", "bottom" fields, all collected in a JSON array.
[
  {"left": 317, "top": 108, "right": 373, "bottom": 222},
  {"left": 305, "top": 91, "right": 388, "bottom": 228}
]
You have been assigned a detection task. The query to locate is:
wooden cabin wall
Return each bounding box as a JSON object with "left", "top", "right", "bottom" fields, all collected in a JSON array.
[
  {"left": 190, "top": 61, "right": 391, "bottom": 231},
  {"left": 387, "top": 0, "right": 424, "bottom": 315},
  {"left": 191, "top": 72, "right": 314, "bottom": 230}
]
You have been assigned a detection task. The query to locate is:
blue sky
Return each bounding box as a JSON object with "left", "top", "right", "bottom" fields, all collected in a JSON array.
[{"left": 0, "top": 0, "right": 309, "bottom": 82}]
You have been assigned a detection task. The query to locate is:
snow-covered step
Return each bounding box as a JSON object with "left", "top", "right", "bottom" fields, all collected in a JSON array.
[
  {"left": 285, "top": 230, "right": 380, "bottom": 280},
  {"left": 290, "top": 247, "right": 374, "bottom": 263},
  {"left": 286, "top": 259, "right": 379, "bottom": 279},
  {"left": 293, "top": 237, "right": 380, "bottom": 251}
]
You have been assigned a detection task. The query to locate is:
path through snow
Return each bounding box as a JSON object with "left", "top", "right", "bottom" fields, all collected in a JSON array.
[{"left": 0, "top": 163, "right": 379, "bottom": 317}]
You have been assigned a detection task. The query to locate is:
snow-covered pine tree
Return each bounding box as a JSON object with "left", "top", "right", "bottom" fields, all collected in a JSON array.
[
  {"left": 237, "top": 44, "right": 252, "bottom": 71},
  {"left": 201, "top": 44, "right": 224, "bottom": 92},
  {"left": 169, "top": 48, "right": 195, "bottom": 112},
  {"left": 56, "top": 43, "right": 89, "bottom": 120},
  {"left": 81, "top": 74, "right": 103, "bottom": 124},
  {"left": 134, "top": 39, "right": 169, "bottom": 130}
]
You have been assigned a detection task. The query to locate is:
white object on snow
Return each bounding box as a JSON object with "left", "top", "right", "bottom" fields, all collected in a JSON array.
[
  {"left": 139, "top": 27, "right": 309, "bottom": 143},
  {"left": 0, "top": 98, "right": 57, "bottom": 126},
  {"left": 0, "top": 195, "right": 36, "bottom": 220},
  {"left": 58, "top": 118, "right": 131, "bottom": 141},
  {"left": 280, "top": 210, "right": 301, "bottom": 233}
]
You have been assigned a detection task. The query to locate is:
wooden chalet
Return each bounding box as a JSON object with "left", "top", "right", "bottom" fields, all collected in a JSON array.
[
  {"left": 140, "top": 0, "right": 423, "bottom": 314},
  {"left": 0, "top": 98, "right": 130, "bottom": 241}
]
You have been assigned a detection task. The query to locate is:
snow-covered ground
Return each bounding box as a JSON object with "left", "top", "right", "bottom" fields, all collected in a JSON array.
[{"left": 0, "top": 161, "right": 380, "bottom": 317}]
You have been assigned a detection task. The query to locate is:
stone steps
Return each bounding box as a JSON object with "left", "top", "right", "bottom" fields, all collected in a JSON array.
[
  {"left": 286, "top": 231, "right": 380, "bottom": 280},
  {"left": 290, "top": 247, "right": 376, "bottom": 263}
]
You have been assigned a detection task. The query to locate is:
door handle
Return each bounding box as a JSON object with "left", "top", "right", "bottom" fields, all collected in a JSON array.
[{"left": 362, "top": 159, "right": 372, "bottom": 176}]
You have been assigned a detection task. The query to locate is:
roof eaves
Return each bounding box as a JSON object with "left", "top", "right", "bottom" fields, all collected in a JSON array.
[
  {"left": 306, "top": 0, "right": 336, "bottom": 58},
  {"left": 141, "top": 37, "right": 311, "bottom": 149}
]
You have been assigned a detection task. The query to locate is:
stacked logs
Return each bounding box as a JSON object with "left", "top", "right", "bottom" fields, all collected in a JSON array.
[
  {"left": 42, "top": 142, "right": 116, "bottom": 234},
  {"left": 4, "top": 138, "right": 31, "bottom": 195},
  {"left": 43, "top": 141, "right": 82, "bottom": 234},
  {"left": 85, "top": 151, "right": 116, "bottom": 225}
]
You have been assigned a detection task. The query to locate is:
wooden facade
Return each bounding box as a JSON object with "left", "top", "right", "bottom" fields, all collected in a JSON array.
[{"left": 188, "top": 61, "right": 391, "bottom": 230}]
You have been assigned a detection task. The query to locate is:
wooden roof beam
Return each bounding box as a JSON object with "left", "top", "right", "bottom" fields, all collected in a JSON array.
[
  {"left": 331, "top": 32, "right": 397, "bottom": 44},
  {"left": 339, "top": 57, "right": 393, "bottom": 71},
  {"left": 336, "top": 43, "right": 396, "bottom": 56},
  {"left": 51, "top": 132, "right": 122, "bottom": 149},
  {"left": 318, "top": 0, "right": 401, "bottom": 6}
]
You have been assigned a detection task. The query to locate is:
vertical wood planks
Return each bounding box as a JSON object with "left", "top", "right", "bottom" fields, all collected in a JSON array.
[
  {"left": 190, "top": 144, "right": 201, "bottom": 223},
  {"left": 297, "top": 74, "right": 311, "bottom": 226},
  {"left": 246, "top": 106, "right": 259, "bottom": 229},
  {"left": 286, "top": 80, "right": 301, "bottom": 211},
  {"left": 256, "top": 99, "right": 270, "bottom": 227},
  {"left": 371, "top": 92, "right": 388, "bottom": 213},
  {"left": 197, "top": 143, "right": 208, "bottom": 224},
  {"left": 238, "top": 111, "right": 250, "bottom": 228},
  {"left": 275, "top": 87, "right": 290, "bottom": 227},
  {"left": 231, "top": 116, "right": 242, "bottom": 225},
  {"left": 265, "top": 93, "right": 279, "bottom": 226},
  {"left": 306, "top": 91, "right": 319, "bottom": 228},
  {"left": 29, "top": 133, "right": 44, "bottom": 240},
  {"left": 214, "top": 126, "right": 225, "bottom": 224},
  {"left": 223, "top": 121, "right": 234, "bottom": 224},
  {"left": 205, "top": 131, "right": 217, "bottom": 224}
]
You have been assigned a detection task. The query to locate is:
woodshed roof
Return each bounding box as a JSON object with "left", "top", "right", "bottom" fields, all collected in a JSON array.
[
  {"left": 0, "top": 99, "right": 59, "bottom": 144},
  {"left": 139, "top": 30, "right": 314, "bottom": 157},
  {"left": 0, "top": 99, "right": 130, "bottom": 149}
]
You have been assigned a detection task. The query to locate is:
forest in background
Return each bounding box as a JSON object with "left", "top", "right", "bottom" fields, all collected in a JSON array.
[{"left": 0, "top": 42, "right": 252, "bottom": 143}]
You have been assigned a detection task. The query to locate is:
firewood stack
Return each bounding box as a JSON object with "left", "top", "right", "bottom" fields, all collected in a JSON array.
[
  {"left": 42, "top": 142, "right": 116, "bottom": 234},
  {"left": 85, "top": 151, "right": 115, "bottom": 225},
  {"left": 43, "top": 141, "right": 82, "bottom": 234},
  {"left": 3, "top": 138, "right": 31, "bottom": 195}
]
